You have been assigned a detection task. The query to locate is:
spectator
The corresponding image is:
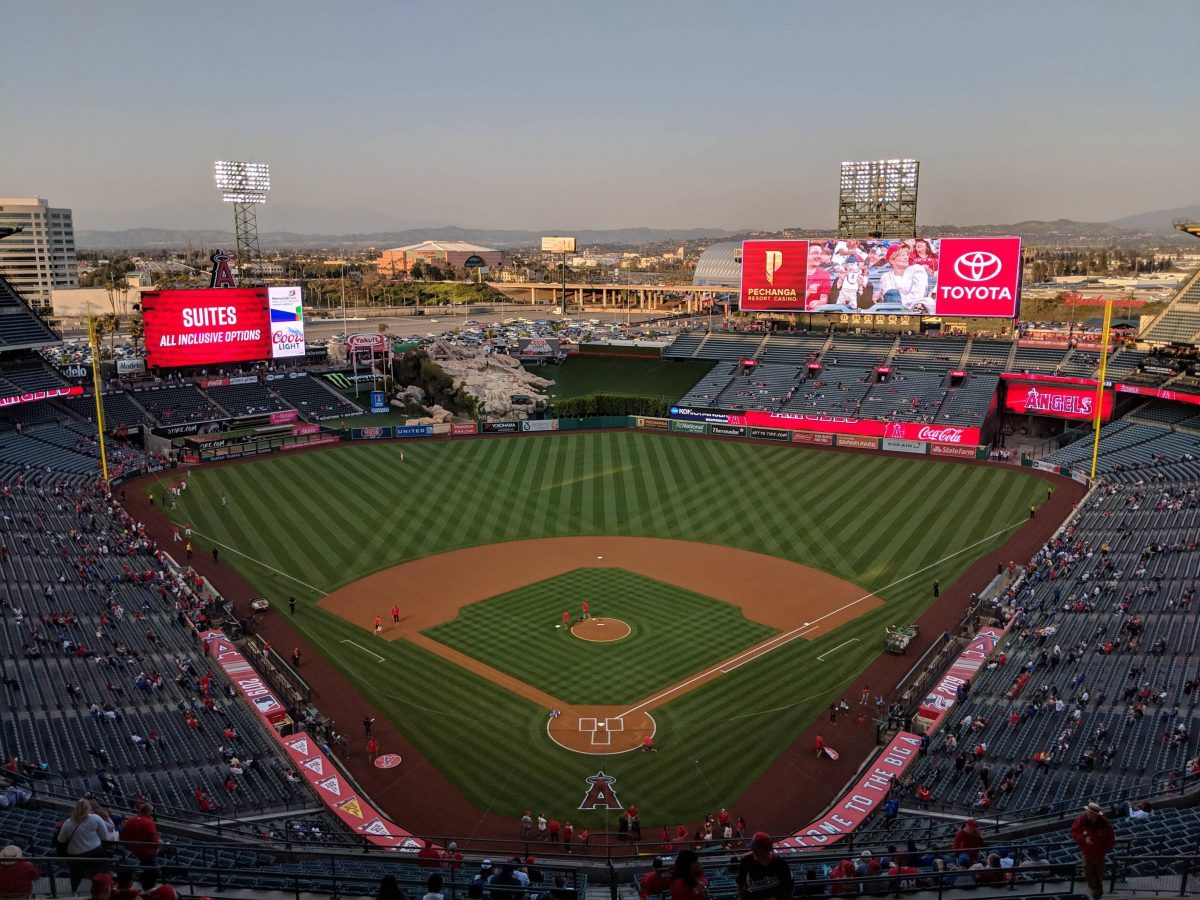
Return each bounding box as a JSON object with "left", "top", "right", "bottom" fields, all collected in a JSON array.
[
  {"left": 377, "top": 874, "right": 407, "bottom": 900},
  {"left": 119, "top": 804, "right": 161, "bottom": 887},
  {"left": 640, "top": 856, "right": 670, "bottom": 900},
  {"left": 736, "top": 832, "right": 793, "bottom": 900},
  {"left": 90, "top": 872, "right": 114, "bottom": 900},
  {"left": 0, "top": 845, "right": 39, "bottom": 898},
  {"left": 952, "top": 818, "right": 985, "bottom": 862},
  {"left": 57, "top": 798, "right": 117, "bottom": 893},
  {"left": 1071, "top": 802, "right": 1116, "bottom": 900},
  {"left": 422, "top": 873, "right": 445, "bottom": 900},
  {"left": 669, "top": 849, "right": 709, "bottom": 900}
]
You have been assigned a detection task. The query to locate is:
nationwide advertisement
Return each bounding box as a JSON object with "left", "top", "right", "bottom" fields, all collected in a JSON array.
[
  {"left": 143, "top": 288, "right": 278, "bottom": 368},
  {"left": 777, "top": 733, "right": 923, "bottom": 852},
  {"left": 1005, "top": 383, "right": 1113, "bottom": 421},
  {"left": 739, "top": 236, "right": 1022, "bottom": 317},
  {"left": 670, "top": 420, "right": 708, "bottom": 434},
  {"left": 267, "top": 286, "right": 306, "bottom": 358}
]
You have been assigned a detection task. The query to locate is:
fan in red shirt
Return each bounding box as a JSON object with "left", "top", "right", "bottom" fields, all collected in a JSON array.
[
  {"left": 0, "top": 845, "right": 39, "bottom": 898},
  {"left": 669, "top": 849, "right": 708, "bottom": 900},
  {"left": 640, "top": 857, "right": 670, "bottom": 900},
  {"left": 119, "top": 804, "right": 161, "bottom": 869},
  {"left": 417, "top": 839, "right": 442, "bottom": 868}
]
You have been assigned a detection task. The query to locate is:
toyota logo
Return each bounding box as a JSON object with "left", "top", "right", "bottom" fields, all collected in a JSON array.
[{"left": 954, "top": 251, "right": 1003, "bottom": 282}]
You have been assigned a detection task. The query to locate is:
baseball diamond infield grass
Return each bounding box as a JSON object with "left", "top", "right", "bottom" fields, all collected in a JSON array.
[
  {"left": 423, "top": 568, "right": 778, "bottom": 705},
  {"left": 159, "top": 431, "right": 1046, "bottom": 826}
]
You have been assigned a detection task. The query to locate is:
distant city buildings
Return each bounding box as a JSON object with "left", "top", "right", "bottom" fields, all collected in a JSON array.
[
  {"left": 0, "top": 197, "right": 78, "bottom": 310},
  {"left": 375, "top": 240, "right": 501, "bottom": 275}
]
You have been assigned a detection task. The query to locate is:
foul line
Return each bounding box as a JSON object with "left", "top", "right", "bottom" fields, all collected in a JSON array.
[
  {"left": 817, "top": 638, "right": 861, "bottom": 661},
  {"left": 194, "top": 530, "right": 329, "bottom": 597},
  {"left": 340, "top": 639, "right": 385, "bottom": 662},
  {"left": 616, "top": 519, "right": 1025, "bottom": 720}
]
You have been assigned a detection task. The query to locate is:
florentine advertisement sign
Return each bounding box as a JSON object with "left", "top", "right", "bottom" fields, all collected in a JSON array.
[
  {"left": 1005, "top": 383, "right": 1112, "bottom": 421},
  {"left": 268, "top": 286, "right": 306, "bottom": 358},
  {"left": 740, "top": 236, "right": 1021, "bottom": 317}
]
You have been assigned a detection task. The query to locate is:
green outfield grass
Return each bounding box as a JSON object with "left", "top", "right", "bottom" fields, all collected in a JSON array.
[
  {"left": 159, "top": 431, "right": 1046, "bottom": 827},
  {"left": 532, "top": 355, "right": 715, "bottom": 401},
  {"left": 424, "top": 568, "right": 777, "bottom": 705}
]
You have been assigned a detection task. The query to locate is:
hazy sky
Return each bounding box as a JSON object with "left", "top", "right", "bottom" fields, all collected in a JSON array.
[{"left": 3, "top": 0, "right": 1198, "bottom": 233}]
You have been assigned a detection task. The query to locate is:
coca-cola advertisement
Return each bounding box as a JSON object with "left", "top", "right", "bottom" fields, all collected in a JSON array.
[
  {"left": 732, "top": 411, "right": 981, "bottom": 445},
  {"left": 1005, "top": 383, "right": 1112, "bottom": 421}
]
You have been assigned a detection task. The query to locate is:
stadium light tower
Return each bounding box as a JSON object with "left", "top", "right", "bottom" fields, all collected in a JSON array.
[
  {"left": 837, "top": 159, "right": 919, "bottom": 239},
  {"left": 213, "top": 160, "right": 270, "bottom": 282}
]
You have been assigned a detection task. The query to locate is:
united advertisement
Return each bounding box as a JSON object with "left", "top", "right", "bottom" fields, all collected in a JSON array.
[
  {"left": 740, "top": 236, "right": 1021, "bottom": 318},
  {"left": 142, "top": 286, "right": 306, "bottom": 368}
]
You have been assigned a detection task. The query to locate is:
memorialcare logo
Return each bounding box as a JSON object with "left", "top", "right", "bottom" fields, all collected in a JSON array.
[{"left": 578, "top": 771, "right": 623, "bottom": 810}]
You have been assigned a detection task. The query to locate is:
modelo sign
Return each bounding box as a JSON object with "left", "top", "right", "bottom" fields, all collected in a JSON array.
[
  {"left": 739, "top": 236, "right": 1021, "bottom": 317},
  {"left": 1006, "top": 383, "right": 1113, "bottom": 421}
]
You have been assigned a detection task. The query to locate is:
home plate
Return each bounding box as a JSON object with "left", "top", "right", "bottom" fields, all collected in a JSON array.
[
  {"left": 597, "top": 556, "right": 603, "bottom": 560},
  {"left": 555, "top": 625, "right": 561, "bottom": 629}
]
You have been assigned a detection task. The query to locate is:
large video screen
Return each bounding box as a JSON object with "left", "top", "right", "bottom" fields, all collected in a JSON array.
[
  {"left": 142, "top": 287, "right": 304, "bottom": 368},
  {"left": 739, "top": 236, "right": 1021, "bottom": 317}
]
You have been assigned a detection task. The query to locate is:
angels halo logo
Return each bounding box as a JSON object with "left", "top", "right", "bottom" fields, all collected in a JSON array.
[{"left": 578, "top": 771, "right": 623, "bottom": 810}]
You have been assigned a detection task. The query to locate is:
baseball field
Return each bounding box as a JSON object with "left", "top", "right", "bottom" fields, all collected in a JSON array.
[{"left": 158, "top": 431, "right": 1046, "bottom": 830}]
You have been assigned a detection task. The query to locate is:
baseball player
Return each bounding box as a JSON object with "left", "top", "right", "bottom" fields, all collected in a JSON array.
[
  {"left": 373, "top": 615, "right": 383, "bottom": 636},
  {"left": 581, "top": 600, "right": 590, "bottom": 620}
]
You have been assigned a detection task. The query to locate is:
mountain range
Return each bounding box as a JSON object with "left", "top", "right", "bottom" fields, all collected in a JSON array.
[{"left": 76, "top": 206, "right": 1200, "bottom": 252}]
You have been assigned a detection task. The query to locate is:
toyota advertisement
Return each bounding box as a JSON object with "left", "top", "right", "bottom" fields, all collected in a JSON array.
[
  {"left": 739, "top": 236, "right": 1021, "bottom": 317},
  {"left": 142, "top": 287, "right": 305, "bottom": 368},
  {"left": 1005, "top": 382, "right": 1113, "bottom": 422}
]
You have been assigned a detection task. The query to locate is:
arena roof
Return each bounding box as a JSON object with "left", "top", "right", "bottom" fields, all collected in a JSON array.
[
  {"left": 384, "top": 240, "right": 498, "bottom": 254},
  {"left": 692, "top": 241, "right": 740, "bottom": 289}
]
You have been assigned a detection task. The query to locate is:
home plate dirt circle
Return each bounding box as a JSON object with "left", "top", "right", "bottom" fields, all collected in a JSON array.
[
  {"left": 547, "top": 707, "right": 656, "bottom": 755},
  {"left": 570, "top": 617, "right": 631, "bottom": 642}
]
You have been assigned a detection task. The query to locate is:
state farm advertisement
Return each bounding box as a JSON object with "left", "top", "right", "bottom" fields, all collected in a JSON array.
[
  {"left": 1005, "top": 382, "right": 1112, "bottom": 421},
  {"left": 740, "top": 240, "right": 810, "bottom": 312},
  {"left": 935, "top": 237, "right": 1022, "bottom": 318},
  {"left": 739, "top": 236, "right": 1021, "bottom": 317},
  {"left": 143, "top": 288, "right": 270, "bottom": 368}
]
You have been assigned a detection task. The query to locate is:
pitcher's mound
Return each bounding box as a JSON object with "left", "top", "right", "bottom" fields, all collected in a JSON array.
[{"left": 571, "top": 617, "right": 631, "bottom": 642}]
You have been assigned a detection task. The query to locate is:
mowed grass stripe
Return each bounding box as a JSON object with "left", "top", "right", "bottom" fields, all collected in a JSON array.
[{"left": 424, "top": 568, "right": 776, "bottom": 705}]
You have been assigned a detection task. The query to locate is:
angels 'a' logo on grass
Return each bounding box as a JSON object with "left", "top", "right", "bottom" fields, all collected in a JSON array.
[{"left": 579, "top": 771, "right": 623, "bottom": 810}]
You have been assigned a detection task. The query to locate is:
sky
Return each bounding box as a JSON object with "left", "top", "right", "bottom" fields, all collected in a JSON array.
[{"left": 3, "top": 0, "right": 1199, "bottom": 234}]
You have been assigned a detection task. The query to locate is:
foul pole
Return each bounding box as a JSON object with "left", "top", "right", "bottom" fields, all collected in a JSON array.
[
  {"left": 1089, "top": 299, "right": 1114, "bottom": 481},
  {"left": 86, "top": 304, "right": 110, "bottom": 482}
]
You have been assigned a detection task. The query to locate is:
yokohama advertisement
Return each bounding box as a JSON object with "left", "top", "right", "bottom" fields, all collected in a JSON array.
[
  {"left": 142, "top": 288, "right": 271, "bottom": 368},
  {"left": 1005, "top": 383, "right": 1113, "bottom": 421},
  {"left": 778, "top": 733, "right": 923, "bottom": 852},
  {"left": 740, "top": 236, "right": 1021, "bottom": 317}
]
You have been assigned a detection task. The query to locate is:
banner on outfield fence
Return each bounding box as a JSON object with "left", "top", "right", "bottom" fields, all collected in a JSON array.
[
  {"left": 670, "top": 420, "right": 708, "bottom": 434},
  {"left": 292, "top": 424, "right": 321, "bottom": 436},
  {"left": 917, "top": 625, "right": 1010, "bottom": 724},
  {"left": 482, "top": 421, "right": 519, "bottom": 433},
  {"left": 635, "top": 416, "right": 669, "bottom": 430},
  {"left": 793, "top": 431, "right": 834, "bottom": 446},
  {"left": 710, "top": 424, "right": 747, "bottom": 437},
  {"left": 777, "top": 732, "right": 923, "bottom": 852},
  {"left": 450, "top": 422, "right": 478, "bottom": 435},
  {"left": 749, "top": 426, "right": 789, "bottom": 441},
  {"left": 930, "top": 443, "right": 979, "bottom": 459},
  {"left": 521, "top": 419, "right": 559, "bottom": 432},
  {"left": 352, "top": 427, "right": 392, "bottom": 440},
  {"left": 394, "top": 425, "right": 433, "bottom": 438},
  {"left": 881, "top": 438, "right": 927, "bottom": 454},
  {"left": 270, "top": 410, "right": 298, "bottom": 425},
  {"left": 836, "top": 434, "right": 879, "bottom": 450},
  {"left": 669, "top": 406, "right": 981, "bottom": 445}
]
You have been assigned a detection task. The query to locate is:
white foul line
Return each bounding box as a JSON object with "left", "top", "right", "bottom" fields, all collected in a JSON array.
[
  {"left": 817, "top": 638, "right": 861, "bottom": 661},
  {"left": 190, "top": 529, "right": 329, "bottom": 597},
  {"left": 616, "top": 519, "right": 1025, "bottom": 720},
  {"left": 341, "top": 639, "right": 385, "bottom": 662}
]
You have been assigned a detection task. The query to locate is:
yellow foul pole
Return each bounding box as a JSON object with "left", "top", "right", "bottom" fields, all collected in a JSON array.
[
  {"left": 1089, "top": 299, "right": 1114, "bottom": 481},
  {"left": 86, "top": 305, "right": 110, "bottom": 482}
]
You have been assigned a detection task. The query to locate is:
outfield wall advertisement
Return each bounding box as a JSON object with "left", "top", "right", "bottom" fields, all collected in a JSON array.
[
  {"left": 740, "top": 236, "right": 1021, "bottom": 317},
  {"left": 669, "top": 406, "right": 982, "bottom": 445},
  {"left": 777, "top": 732, "right": 923, "bottom": 852},
  {"left": 142, "top": 286, "right": 305, "bottom": 368}
]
